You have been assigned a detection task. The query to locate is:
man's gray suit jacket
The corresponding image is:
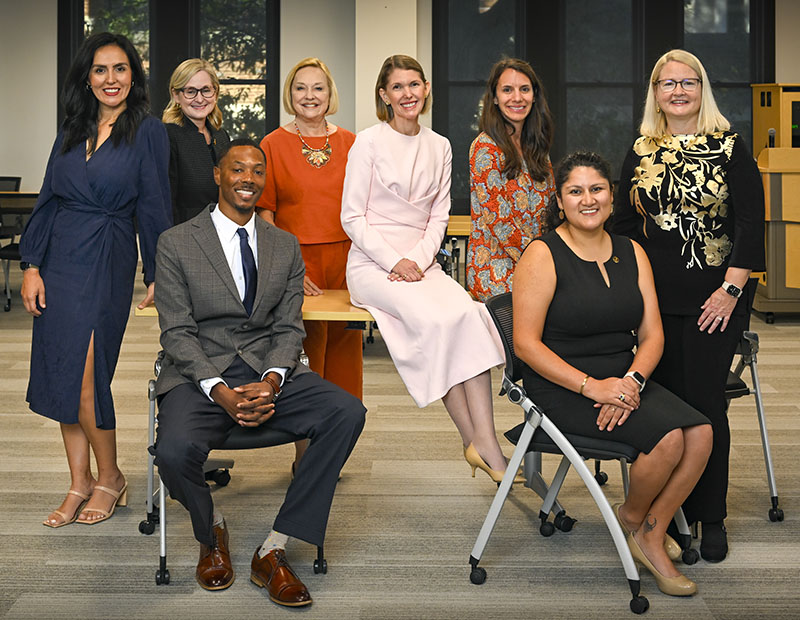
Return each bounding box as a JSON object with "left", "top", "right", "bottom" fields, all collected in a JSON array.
[{"left": 153, "top": 205, "right": 311, "bottom": 397}]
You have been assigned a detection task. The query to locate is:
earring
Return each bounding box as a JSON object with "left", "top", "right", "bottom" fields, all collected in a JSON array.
[
  {"left": 85, "top": 83, "right": 91, "bottom": 91},
  {"left": 558, "top": 209, "right": 565, "bottom": 221},
  {"left": 656, "top": 104, "right": 661, "bottom": 113}
]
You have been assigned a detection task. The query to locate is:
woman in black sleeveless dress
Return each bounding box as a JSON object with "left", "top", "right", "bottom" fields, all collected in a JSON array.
[{"left": 513, "top": 152, "right": 711, "bottom": 597}]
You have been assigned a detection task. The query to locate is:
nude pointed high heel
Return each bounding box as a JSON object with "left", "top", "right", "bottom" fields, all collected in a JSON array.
[
  {"left": 42, "top": 489, "right": 91, "bottom": 528},
  {"left": 76, "top": 481, "right": 127, "bottom": 525},
  {"left": 612, "top": 502, "right": 682, "bottom": 561},
  {"left": 628, "top": 533, "right": 697, "bottom": 596},
  {"left": 464, "top": 443, "right": 526, "bottom": 484}
]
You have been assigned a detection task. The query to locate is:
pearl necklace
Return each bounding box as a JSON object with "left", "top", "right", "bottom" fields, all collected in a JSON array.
[{"left": 295, "top": 121, "right": 331, "bottom": 168}]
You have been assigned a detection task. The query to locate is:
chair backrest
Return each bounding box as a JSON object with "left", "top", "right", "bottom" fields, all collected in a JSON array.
[
  {"left": 0, "top": 177, "right": 21, "bottom": 191},
  {"left": 484, "top": 292, "right": 526, "bottom": 384}
]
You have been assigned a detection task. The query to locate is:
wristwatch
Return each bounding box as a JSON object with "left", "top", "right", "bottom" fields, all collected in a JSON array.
[
  {"left": 20, "top": 262, "right": 38, "bottom": 271},
  {"left": 624, "top": 371, "right": 646, "bottom": 392},
  {"left": 721, "top": 280, "right": 743, "bottom": 298}
]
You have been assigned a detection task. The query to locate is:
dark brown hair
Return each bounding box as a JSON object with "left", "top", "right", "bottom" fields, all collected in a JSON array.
[
  {"left": 479, "top": 58, "right": 553, "bottom": 182},
  {"left": 541, "top": 151, "right": 613, "bottom": 234}
]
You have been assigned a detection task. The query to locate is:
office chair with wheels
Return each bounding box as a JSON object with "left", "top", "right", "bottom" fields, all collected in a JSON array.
[
  {"left": 469, "top": 292, "right": 695, "bottom": 614},
  {"left": 139, "top": 352, "right": 327, "bottom": 586},
  {"left": 0, "top": 176, "right": 23, "bottom": 311},
  {"left": 592, "top": 278, "right": 783, "bottom": 523},
  {"left": 726, "top": 330, "right": 783, "bottom": 521}
]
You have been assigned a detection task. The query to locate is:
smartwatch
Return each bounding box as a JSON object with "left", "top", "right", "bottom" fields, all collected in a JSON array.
[
  {"left": 721, "top": 280, "right": 743, "bottom": 299},
  {"left": 624, "top": 371, "right": 646, "bottom": 392}
]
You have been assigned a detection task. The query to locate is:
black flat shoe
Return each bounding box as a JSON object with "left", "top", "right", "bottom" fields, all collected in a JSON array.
[{"left": 700, "top": 520, "right": 728, "bottom": 562}]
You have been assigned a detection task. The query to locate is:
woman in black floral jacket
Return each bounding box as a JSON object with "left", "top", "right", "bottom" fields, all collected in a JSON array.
[{"left": 613, "top": 49, "right": 765, "bottom": 563}]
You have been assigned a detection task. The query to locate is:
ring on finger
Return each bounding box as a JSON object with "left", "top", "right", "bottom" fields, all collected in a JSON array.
[
  {"left": 714, "top": 316, "right": 722, "bottom": 322},
  {"left": 618, "top": 393, "right": 626, "bottom": 403}
]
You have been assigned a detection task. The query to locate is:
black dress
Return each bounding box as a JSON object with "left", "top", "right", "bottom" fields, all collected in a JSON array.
[{"left": 520, "top": 231, "right": 708, "bottom": 454}]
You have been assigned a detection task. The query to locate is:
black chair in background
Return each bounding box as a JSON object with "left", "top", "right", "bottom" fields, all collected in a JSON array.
[{"left": 0, "top": 176, "right": 23, "bottom": 311}]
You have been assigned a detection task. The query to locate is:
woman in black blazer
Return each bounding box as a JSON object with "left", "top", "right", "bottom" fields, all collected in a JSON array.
[{"left": 162, "top": 58, "right": 230, "bottom": 223}]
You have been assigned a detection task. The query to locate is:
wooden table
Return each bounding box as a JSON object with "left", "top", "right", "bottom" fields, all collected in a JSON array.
[{"left": 135, "top": 288, "right": 373, "bottom": 322}]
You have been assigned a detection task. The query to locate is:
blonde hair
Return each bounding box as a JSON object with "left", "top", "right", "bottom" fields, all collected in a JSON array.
[
  {"left": 374, "top": 55, "right": 431, "bottom": 121},
  {"left": 282, "top": 57, "right": 340, "bottom": 116},
  {"left": 162, "top": 58, "right": 223, "bottom": 129},
  {"left": 640, "top": 49, "right": 729, "bottom": 138}
]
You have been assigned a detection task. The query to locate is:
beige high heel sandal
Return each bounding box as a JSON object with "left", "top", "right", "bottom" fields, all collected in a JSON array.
[
  {"left": 76, "top": 481, "right": 128, "bottom": 525},
  {"left": 42, "top": 489, "right": 91, "bottom": 528}
]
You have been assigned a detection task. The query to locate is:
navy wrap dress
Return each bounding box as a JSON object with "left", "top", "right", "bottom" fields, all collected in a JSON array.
[{"left": 20, "top": 116, "right": 172, "bottom": 429}]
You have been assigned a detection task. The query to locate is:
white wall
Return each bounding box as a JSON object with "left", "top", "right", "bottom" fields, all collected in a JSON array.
[
  {"left": 0, "top": 0, "right": 58, "bottom": 191},
  {"left": 279, "top": 0, "right": 356, "bottom": 130},
  {"left": 775, "top": 0, "right": 800, "bottom": 82}
]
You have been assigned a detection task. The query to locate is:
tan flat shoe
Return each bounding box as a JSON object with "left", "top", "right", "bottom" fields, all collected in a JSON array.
[
  {"left": 76, "top": 481, "right": 127, "bottom": 525},
  {"left": 43, "top": 489, "right": 90, "bottom": 528},
  {"left": 613, "top": 503, "right": 682, "bottom": 561},
  {"left": 628, "top": 533, "right": 697, "bottom": 596}
]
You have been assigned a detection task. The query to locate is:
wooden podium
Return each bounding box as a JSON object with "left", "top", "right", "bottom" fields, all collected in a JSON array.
[{"left": 754, "top": 148, "right": 800, "bottom": 319}]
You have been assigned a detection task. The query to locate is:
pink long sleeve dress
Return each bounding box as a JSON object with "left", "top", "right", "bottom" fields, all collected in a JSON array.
[{"left": 341, "top": 122, "right": 503, "bottom": 407}]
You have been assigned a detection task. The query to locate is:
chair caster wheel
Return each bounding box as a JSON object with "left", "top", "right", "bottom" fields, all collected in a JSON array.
[
  {"left": 594, "top": 471, "right": 608, "bottom": 486},
  {"left": 769, "top": 507, "right": 784, "bottom": 522},
  {"left": 205, "top": 469, "right": 231, "bottom": 486},
  {"left": 681, "top": 548, "right": 699, "bottom": 565},
  {"left": 138, "top": 519, "right": 156, "bottom": 535},
  {"left": 155, "top": 569, "right": 170, "bottom": 585},
  {"left": 553, "top": 511, "right": 576, "bottom": 532},
  {"left": 630, "top": 595, "right": 649, "bottom": 614},
  {"left": 469, "top": 566, "right": 486, "bottom": 584},
  {"left": 313, "top": 558, "right": 327, "bottom": 574},
  {"left": 539, "top": 521, "right": 555, "bottom": 537}
]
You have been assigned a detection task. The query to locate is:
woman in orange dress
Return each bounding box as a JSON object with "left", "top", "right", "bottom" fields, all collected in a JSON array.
[
  {"left": 466, "top": 58, "right": 556, "bottom": 301},
  {"left": 256, "top": 57, "right": 362, "bottom": 466}
]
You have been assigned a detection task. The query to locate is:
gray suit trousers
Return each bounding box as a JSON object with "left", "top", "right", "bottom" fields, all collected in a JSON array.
[{"left": 154, "top": 360, "right": 366, "bottom": 547}]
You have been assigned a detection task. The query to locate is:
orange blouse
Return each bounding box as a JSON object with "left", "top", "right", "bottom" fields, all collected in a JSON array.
[{"left": 256, "top": 126, "right": 356, "bottom": 244}]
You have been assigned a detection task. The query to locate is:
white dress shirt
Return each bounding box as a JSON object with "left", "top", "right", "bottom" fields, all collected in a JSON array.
[{"left": 199, "top": 205, "right": 286, "bottom": 399}]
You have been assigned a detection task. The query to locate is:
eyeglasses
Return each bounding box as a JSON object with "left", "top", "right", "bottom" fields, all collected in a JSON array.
[
  {"left": 654, "top": 78, "right": 702, "bottom": 92},
  {"left": 177, "top": 86, "right": 216, "bottom": 99}
]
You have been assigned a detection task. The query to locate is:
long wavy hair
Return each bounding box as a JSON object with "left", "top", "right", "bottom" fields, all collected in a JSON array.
[
  {"left": 162, "top": 58, "right": 223, "bottom": 129},
  {"left": 640, "top": 49, "right": 730, "bottom": 138},
  {"left": 374, "top": 55, "right": 431, "bottom": 122},
  {"left": 541, "top": 151, "right": 613, "bottom": 235},
  {"left": 61, "top": 32, "right": 150, "bottom": 155},
  {"left": 478, "top": 58, "right": 553, "bottom": 182}
]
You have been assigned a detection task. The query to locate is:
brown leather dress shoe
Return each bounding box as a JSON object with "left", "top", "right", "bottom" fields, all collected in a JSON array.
[
  {"left": 250, "top": 547, "right": 312, "bottom": 607},
  {"left": 196, "top": 521, "right": 235, "bottom": 591}
]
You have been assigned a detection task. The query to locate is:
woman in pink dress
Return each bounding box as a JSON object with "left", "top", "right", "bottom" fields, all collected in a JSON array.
[{"left": 341, "top": 55, "right": 518, "bottom": 483}]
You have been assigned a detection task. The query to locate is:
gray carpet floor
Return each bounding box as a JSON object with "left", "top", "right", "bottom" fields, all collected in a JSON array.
[{"left": 2, "top": 269, "right": 799, "bottom": 620}]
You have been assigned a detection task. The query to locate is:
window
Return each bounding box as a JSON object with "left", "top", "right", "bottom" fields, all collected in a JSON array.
[{"left": 59, "top": 0, "right": 279, "bottom": 138}]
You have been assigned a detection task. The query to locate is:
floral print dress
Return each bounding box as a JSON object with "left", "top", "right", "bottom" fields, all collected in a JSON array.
[
  {"left": 466, "top": 132, "right": 555, "bottom": 301},
  {"left": 613, "top": 131, "right": 765, "bottom": 316}
]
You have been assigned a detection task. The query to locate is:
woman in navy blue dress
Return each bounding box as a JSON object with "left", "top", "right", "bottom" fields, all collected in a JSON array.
[{"left": 20, "top": 33, "right": 171, "bottom": 527}]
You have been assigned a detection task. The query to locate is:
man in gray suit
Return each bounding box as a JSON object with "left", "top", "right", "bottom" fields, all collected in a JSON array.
[{"left": 153, "top": 138, "right": 366, "bottom": 607}]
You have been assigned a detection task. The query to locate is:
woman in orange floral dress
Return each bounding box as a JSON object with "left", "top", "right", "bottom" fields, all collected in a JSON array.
[{"left": 466, "top": 58, "right": 556, "bottom": 301}]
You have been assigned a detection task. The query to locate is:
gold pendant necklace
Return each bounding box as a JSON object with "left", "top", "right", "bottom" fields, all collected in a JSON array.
[{"left": 295, "top": 121, "right": 331, "bottom": 168}]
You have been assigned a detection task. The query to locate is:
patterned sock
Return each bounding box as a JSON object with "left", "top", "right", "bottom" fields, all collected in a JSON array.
[
  {"left": 258, "top": 530, "right": 289, "bottom": 557},
  {"left": 212, "top": 508, "right": 224, "bottom": 527}
]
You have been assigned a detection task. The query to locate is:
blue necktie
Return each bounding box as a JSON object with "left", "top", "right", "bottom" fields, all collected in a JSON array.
[{"left": 236, "top": 228, "right": 257, "bottom": 315}]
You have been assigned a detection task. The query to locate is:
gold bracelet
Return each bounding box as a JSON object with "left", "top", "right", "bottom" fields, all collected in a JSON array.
[{"left": 579, "top": 374, "right": 590, "bottom": 396}]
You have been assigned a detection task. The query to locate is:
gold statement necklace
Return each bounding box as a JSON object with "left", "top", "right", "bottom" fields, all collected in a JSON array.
[{"left": 295, "top": 121, "right": 331, "bottom": 168}]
